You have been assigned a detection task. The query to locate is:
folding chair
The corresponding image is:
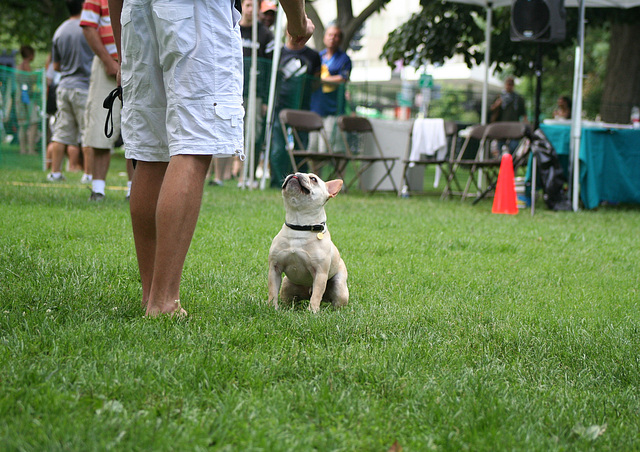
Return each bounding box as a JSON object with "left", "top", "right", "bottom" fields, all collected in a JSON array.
[
  {"left": 401, "top": 119, "right": 458, "bottom": 196},
  {"left": 444, "top": 124, "right": 487, "bottom": 199},
  {"left": 451, "top": 122, "right": 527, "bottom": 201},
  {"left": 471, "top": 123, "right": 533, "bottom": 204},
  {"left": 278, "top": 109, "right": 350, "bottom": 180},
  {"left": 336, "top": 115, "right": 399, "bottom": 193}
]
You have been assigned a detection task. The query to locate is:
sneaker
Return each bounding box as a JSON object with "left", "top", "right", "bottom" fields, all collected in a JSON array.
[
  {"left": 80, "top": 174, "right": 93, "bottom": 184},
  {"left": 46, "top": 173, "right": 65, "bottom": 182},
  {"left": 208, "top": 179, "right": 223, "bottom": 187},
  {"left": 89, "top": 192, "right": 105, "bottom": 202}
]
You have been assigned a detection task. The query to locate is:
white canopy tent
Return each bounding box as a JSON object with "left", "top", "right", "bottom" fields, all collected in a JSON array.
[
  {"left": 446, "top": 0, "right": 640, "bottom": 210},
  {"left": 248, "top": 0, "right": 640, "bottom": 203}
]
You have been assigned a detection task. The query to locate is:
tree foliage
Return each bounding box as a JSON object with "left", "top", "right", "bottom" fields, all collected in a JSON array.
[
  {"left": 382, "top": 0, "right": 640, "bottom": 121},
  {"left": 1, "top": 0, "right": 69, "bottom": 51},
  {"left": 382, "top": 0, "right": 575, "bottom": 76}
]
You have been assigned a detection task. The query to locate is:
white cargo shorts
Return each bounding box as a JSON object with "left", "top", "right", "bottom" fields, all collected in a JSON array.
[{"left": 120, "top": 0, "right": 245, "bottom": 162}]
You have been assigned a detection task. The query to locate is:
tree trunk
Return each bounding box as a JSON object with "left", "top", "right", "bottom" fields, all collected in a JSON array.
[
  {"left": 600, "top": 20, "right": 640, "bottom": 123},
  {"left": 306, "top": 0, "right": 391, "bottom": 51}
]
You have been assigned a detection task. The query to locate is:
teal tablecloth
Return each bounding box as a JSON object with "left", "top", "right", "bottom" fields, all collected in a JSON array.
[{"left": 540, "top": 124, "right": 640, "bottom": 209}]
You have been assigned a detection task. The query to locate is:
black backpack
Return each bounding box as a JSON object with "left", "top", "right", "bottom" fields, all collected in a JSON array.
[{"left": 531, "top": 128, "right": 572, "bottom": 211}]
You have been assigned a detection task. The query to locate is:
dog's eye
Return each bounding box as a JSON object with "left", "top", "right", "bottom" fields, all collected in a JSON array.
[{"left": 310, "top": 176, "right": 317, "bottom": 182}]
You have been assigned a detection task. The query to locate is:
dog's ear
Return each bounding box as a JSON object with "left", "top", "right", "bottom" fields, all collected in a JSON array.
[{"left": 325, "top": 179, "right": 343, "bottom": 198}]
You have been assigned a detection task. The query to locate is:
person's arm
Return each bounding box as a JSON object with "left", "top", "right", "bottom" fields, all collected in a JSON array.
[
  {"left": 490, "top": 95, "right": 502, "bottom": 111},
  {"left": 322, "top": 56, "right": 350, "bottom": 84},
  {"left": 279, "top": 0, "right": 314, "bottom": 46},
  {"left": 322, "top": 74, "right": 345, "bottom": 84},
  {"left": 51, "top": 43, "right": 61, "bottom": 73},
  {"left": 108, "top": 0, "right": 124, "bottom": 86},
  {"left": 82, "top": 26, "right": 120, "bottom": 76}
]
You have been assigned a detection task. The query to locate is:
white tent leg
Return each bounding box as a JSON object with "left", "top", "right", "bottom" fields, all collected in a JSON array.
[
  {"left": 243, "top": 0, "right": 259, "bottom": 189},
  {"left": 261, "top": 4, "right": 285, "bottom": 190},
  {"left": 481, "top": 4, "right": 492, "bottom": 126},
  {"left": 570, "top": 0, "right": 585, "bottom": 211}
]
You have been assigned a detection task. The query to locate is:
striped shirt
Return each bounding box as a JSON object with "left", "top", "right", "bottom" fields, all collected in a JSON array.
[{"left": 80, "top": 0, "right": 117, "bottom": 59}]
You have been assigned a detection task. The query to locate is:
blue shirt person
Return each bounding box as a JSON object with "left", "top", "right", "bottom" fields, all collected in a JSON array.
[{"left": 310, "top": 25, "right": 351, "bottom": 117}]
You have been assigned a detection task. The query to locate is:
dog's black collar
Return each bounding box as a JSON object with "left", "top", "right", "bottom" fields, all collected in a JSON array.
[{"left": 285, "top": 221, "right": 326, "bottom": 232}]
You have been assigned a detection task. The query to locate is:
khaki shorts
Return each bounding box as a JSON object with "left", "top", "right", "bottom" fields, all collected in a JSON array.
[
  {"left": 83, "top": 56, "right": 121, "bottom": 150},
  {"left": 120, "top": 0, "right": 245, "bottom": 162},
  {"left": 51, "top": 87, "right": 88, "bottom": 146}
]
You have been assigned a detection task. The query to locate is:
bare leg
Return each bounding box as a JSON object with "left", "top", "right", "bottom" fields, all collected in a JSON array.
[
  {"left": 90, "top": 147, "right": 112, "bottom": 199},
  {"left": 129, "top": 161, "right": 168, "bottom": 308},
  {"left": 93, "top": 148, "right": 111, "bottom": 181},
  {"left": 46, "top": 141, "right": 54, "bottom": 170},
  {"left": 216, "top": 157, "right": 234, "bottom": 181},
  {"left": 146, "top": 154, "right": 211, "bottom": 315},
  {"left": 27, "top": 123, "right": 39, "bottom": 155},
  {"left": 50, "top": 141, "right": 66, "bottom": 173},
  {"left": 66, "top": 144, "right": 83, "bottom": 172},
  {"left": 19, "top": 126, "right": 28, "bottom": 154},
  {"left": 126, "top": 158, "right": 134, "bottom": 180},
  {"left": 82, "top": 146, "right": 94, "bottom": 179},
  {"left": 131, "top": 155, "right": 211, "bottom": 316}
]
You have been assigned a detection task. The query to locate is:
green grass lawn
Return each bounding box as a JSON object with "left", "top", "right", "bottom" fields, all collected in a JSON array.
[{"left": 1, "top": 154, "right": 639, "bottom": 451}]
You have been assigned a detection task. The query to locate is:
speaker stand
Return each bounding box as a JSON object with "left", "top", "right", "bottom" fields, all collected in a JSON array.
[{"left": 533, "top": 43, "right": 543, "bottom": 130}]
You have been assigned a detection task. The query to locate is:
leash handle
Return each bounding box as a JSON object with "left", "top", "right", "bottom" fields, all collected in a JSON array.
[{"left": 103, "top": 86, "right": 122, "bottom": 138}]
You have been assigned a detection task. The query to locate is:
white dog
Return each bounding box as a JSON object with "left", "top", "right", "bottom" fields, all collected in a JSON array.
[{"left": 268, "top": 173, "right": 349, "bottom": 312}]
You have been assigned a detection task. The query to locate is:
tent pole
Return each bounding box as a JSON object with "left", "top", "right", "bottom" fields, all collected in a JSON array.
[
  {"left": 243, "top": 0, "right": 259, "bottom": 189},
  {"left": 261, "top": 4, "right": 285, "bottom": 190},
  {"left": 569, "top": 0, "right": 585, "bottom": 211},
  {"left": 481, "top": 2, "right": 492, "bottom": 126}
]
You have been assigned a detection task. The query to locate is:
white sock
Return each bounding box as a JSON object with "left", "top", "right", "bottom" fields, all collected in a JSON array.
[
  {"left": 83, "top": 173, "right": 93, "bottom": 182},
  {"left": 51, "top": 172, "right": 61, "bottom": 178},
  {"left": 92, "top": 179, "right": 106, "bottom": 195}
]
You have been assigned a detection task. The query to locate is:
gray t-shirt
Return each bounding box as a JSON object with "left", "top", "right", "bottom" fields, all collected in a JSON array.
[{"left": 51, "top": 18, "right": 93, "bottom": 90}]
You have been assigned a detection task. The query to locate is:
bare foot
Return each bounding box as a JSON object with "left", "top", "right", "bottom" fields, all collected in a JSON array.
[{"left": 145, "top": 299, "right": 188, "bottom": 318}]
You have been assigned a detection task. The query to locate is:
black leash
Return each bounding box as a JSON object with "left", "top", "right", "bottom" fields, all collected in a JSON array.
[{"left": 103, "top": 86, "right": 122, "bottom": 138}]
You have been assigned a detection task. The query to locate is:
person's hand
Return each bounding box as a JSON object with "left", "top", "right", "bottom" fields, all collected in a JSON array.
[
  {"left": 287, "top": 16, "right": 314, "bottom": 47},
  {"left": 105, "top": 57, "right": 120, "bottom": 78}
]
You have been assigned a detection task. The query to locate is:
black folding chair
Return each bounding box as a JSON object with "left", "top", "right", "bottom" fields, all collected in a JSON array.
[{"left": 278, "top": 109, "right": 350, "bottom": 181}]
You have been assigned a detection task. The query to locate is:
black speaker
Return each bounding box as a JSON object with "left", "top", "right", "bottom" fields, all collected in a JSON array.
[{"left": 511, "top": 0, "right": 566, "bottom": 43}]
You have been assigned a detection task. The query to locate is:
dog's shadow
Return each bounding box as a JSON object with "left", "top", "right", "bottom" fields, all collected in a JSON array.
[{"left": 277, "top": 298, "right": 334, "bottom": 312}]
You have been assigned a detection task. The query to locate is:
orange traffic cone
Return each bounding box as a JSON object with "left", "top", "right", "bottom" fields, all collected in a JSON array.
[{"left": 492, "top": 153, "right": 518, "bottom": 215}]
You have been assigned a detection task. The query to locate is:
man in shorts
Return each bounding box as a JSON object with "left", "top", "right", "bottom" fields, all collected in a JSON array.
[
  {"left": 81, "top": 0, "right": 133, "bottom": 201},
  {"left": 108, "top": 0, "right": 314, "bottom": 316},
  {"left": 47, "top": 0, "right": 94, "bottom": 183}
]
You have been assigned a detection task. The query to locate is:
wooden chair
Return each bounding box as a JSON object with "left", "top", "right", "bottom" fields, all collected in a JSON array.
[
  {"left": 400, "top": 119, "right": 458, "bottom": 196},
  {"left": 278, "top": 109, "right": 350, "bottom": 180},
  {"left": 336, "top": 115, "right": 399, "bottom": 193}
]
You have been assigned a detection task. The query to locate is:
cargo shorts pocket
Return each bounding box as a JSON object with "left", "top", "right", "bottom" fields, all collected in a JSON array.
[
  {"left": 214, "top": 104, "right": 245, "bottom": 129},
  {"left": 154, "top": 4, "right": 196, "bottom": 63},
  {"left": 120, "top": 5, "right": 141, "bottom": 60}
]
